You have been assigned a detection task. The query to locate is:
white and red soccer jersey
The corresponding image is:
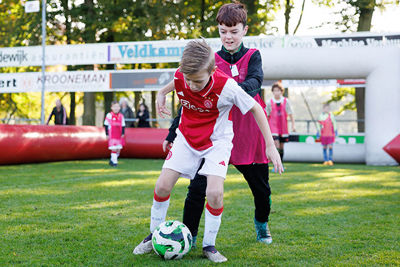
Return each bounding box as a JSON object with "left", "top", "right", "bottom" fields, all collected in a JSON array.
[
  {"left": 104, "top": 112, "right": 126, "bottom": 149},
  {"left": 174, "top": 68, "right": 256, "bottom": 151}
]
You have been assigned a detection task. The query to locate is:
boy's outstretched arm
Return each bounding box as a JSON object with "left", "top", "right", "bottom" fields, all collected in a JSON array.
[
  {"left": 156, "top": 80, "right": 175, "bottom": 118},
  {"left": 250, "top": 103, "right": 284, "bottom": 174}
]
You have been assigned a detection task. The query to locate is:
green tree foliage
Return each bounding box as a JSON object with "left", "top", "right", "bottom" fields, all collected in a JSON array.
[{"left": 326, "top": 87, "right": 356, "bottom": 115}]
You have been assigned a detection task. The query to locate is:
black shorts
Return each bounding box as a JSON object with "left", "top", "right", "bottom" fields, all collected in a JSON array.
[{"left": 273, "top": 135, "right": 289, "bottom": 143}]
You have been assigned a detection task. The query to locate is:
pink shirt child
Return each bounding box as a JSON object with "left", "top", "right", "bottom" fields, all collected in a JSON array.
[
  {"left": 318, "top": 112, "right": 337, "bottom": 145},
  {"left": 268, "top": 97, "right": 289, "bottom": 138}
]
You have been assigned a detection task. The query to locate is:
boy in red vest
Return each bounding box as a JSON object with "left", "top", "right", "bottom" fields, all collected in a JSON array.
[
  {"left": 265, "top": 82, "right": 296, "bottom": 162},
  {"left": 317, "top": 103, "right": 337, "bottom": 165},
  {"left": 133, "top": 39, "right": 283, "bottom": 263},
  {"left": 104, "top": 101, "right": 125, "bottom": 167},
  {"left": 162, "top": 1, "right": 277, "bottom": 257}
]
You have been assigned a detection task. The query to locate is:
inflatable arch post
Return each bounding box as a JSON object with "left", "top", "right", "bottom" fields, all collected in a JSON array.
[{"left": 261, "top": 47, "right": 400, "bottom": 165}]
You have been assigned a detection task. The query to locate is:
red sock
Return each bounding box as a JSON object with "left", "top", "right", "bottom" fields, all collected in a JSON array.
[
  {"left": 154, "top": 189, "right": 170, "bottom": 202},
  {"left": 206, "top": 202, "right": 223, "bottom": 216}
]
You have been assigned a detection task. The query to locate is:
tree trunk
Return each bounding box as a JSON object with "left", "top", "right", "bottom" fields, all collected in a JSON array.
[
  {"left": 357, "top": 7, "right": 374, "bottom": 32},
  {"left": 200, "top": 0, "right": 206, "bottom": 34},
  {"left": 151, "top": 91, "right": 158, "bottom": 128},
  {"left": 82, "top": 0, "right": 96, "bottom": 125},
  {"left": 69, "top": 92, "right": 76, "bottom": 125},
  {"left": 284, "top": 0, "right": 292, "bottom": 34},
  {"left": 284, "top": 0, "right": 293, "bottom": 97},
  {"left": 103, "top": 91, "right": 114, "bottom": 117},
  {"left": 355, "top": 87, "right": 365, "bottom": 132},
  {"left": 134, "top": 91, "right": 142, "bottom": 113},
  {"left": 355, "top": 1, "right": 375, "bottom": 132},
  {"left": 60, "top": 0, "right": 76, "bottom": 125},
  {"left": 293, "top": 0, "right": 306, "bottom": 34},
  {"left": 244, "top": 1, "right": 256, "bottom": 16},
  {"left": 83, "top": 92, "right": 96, "bottom": 125},
  {"left": 103, "top": 34, "right": 115, "bottom": 118}
]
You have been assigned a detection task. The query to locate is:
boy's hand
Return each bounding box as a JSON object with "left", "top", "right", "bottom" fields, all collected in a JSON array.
[
  {"left": 121, "top": 135, "right": 125, "bottom": 138},
  {"left": 266, "top": 145, "right": 284, "bottom": 174},
  {"left": 292, "top": 126, "right": 296, "bottom": 132},
  {"left": 156, "top": 93, "right": 171, "bottom": 118},
  {"left": 162, "top": 140, "right": 173, "bottom": 152}
]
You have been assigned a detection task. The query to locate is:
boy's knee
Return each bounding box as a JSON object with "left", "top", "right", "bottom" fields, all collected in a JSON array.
[
  {"left": 155, "top": 182, "right": 172, "bottom": 197},
  {"left": 206, "top": 189, "right": 223, "bottom": 207}
]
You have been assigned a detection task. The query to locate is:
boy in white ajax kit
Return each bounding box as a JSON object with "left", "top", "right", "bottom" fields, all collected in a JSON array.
[{"left": 133, "top": 39, "right": 283, "bottom": 263}]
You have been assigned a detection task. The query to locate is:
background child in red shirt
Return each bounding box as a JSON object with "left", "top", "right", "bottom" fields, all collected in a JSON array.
[{"left": 104, "top": 101, "right": 125, "bottom": 167}]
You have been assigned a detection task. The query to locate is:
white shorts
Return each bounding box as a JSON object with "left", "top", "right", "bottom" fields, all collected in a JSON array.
[
  {"left": 109, "top": 145, "right": 123, "bottom": 150},
  {"left": 163, "top": 131, "right": 233, "bottom": 180}
]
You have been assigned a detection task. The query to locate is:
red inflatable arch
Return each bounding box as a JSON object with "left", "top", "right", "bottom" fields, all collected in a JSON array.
[{"left": 0, "top": 125, "right": 169, "bottom": 165}]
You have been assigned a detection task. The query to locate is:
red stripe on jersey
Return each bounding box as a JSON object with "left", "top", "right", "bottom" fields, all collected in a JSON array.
[{"left": 174, "top": 68, "right": 230, "bottom": 151}]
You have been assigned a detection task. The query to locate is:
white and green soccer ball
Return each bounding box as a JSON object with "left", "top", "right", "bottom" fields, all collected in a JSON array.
[{"left": 152, "top": 220, "right": 192, "bottom": 260}]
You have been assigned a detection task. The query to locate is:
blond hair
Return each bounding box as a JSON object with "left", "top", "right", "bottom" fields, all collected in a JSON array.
[{"left": 180, "top": 39, "right": 215, "bottom": 75}]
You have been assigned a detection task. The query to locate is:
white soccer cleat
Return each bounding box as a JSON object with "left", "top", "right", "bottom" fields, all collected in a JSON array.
[
  {"left": 203, "top": 246, "right": 228, "bottom": 263},
  {"left": 132, "top": 234, "right": 153, "bottom": 255}
]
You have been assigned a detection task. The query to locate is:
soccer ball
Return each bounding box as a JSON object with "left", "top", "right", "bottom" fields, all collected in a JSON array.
[{"left": 152, "top": 220, "right": 192, "bottom": 260}]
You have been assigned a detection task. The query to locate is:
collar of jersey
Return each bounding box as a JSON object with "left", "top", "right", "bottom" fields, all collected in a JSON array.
[
  {"left": 272, "top": 96, "right": 284, "bottom": 103},
  {"left": 222, "top": 43, "right": 243, "bottom": 54},
  {"left": 185, "top": 74, "right": 215, "bottom": 97}
]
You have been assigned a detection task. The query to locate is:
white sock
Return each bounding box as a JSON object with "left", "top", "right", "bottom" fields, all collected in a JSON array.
[
  {"left": 203, "top": 206, "right": 223, "bottom": 247},
  {"left": 150, "top": 196, "right": 170, "bottom": 232},
  {"left": 111, "top": 152, "right": 118, "bottom": 163}
]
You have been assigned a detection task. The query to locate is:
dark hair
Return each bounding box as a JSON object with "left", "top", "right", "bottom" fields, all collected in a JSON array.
[
  {"left": 111, "top": 100, "right": 119, "bottom": 106},
  {"left": 180, "top": 39, "right": 215, "bottom": 75},
  {"left": 216, "top": 1, "right": 247, "bottom": 27},
  {"left": 271, "top": 82, "right": 285, "bottom": 94},
  {"left": 139, "top": 103, "right": 148, "bottom": 111}
]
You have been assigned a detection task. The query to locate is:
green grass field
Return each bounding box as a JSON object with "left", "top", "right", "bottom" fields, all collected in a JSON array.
[{"left": 0, "top": 160, "right": 399, "bottom": 266}]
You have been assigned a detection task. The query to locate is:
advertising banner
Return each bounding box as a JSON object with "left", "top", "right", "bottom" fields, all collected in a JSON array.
[
  {"left": 1, "top": 33, "right": 399, "bottom": 67},
  {"left": 0, "top": 70, "right": 110, "bottom": 93},
  {"left": 1, "top": 68, "right": 367, "bottom": 93},
  {"left": 0, "top": 69, "right": 176, "bottom": 93}
]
